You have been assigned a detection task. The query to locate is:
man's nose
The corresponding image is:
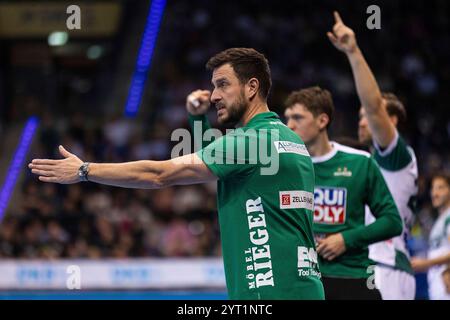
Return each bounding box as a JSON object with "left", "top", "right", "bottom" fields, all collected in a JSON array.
[
  {"left": 359, "top": 118, "right": 366, "bottom": 128},
  {"left": 287, "top": 119, "right": 295, "bottom": 130},
  {"left": 210, "top": 89, "right": 221, "bottom": 104}
]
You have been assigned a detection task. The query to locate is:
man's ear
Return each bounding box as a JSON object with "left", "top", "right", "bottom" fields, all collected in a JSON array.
[
  {"left": 389, "top": 115, "right": 398, "bottom": 127},
  {"left": 246, "top": 78, "right": 259, "bottom": 100},
  {"left": 317, "top": 113, "right": 330, "bottom": 131}
]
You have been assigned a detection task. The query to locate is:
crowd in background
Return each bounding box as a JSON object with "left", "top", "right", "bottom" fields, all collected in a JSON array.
[{"left": 0, "top": 110, "right": 222, "bottom": 258}]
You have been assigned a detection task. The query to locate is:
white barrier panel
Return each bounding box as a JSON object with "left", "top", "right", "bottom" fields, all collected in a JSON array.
[{"left": 0, "top": 258, "right": 226, "bottom": 290}]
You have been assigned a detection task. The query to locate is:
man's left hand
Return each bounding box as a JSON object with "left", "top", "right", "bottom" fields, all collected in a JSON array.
[{"left": 316, "top": 233, "right": 346, "bottom": 261}]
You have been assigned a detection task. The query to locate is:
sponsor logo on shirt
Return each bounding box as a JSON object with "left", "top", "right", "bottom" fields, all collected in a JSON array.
[
  {"left": 243, "top": 197, "right": 275, "bottom": 290},
  {"left": 269, "top": 121, "right": 286, "bottom": 126},
  {"left": 279, "top": 191, "right": 314, "bottom": 210},
  {"left": 333, "top": 167, "right": 352, "bottom": 177},
  {"left": 274, "top": 141, "right": 310, "bottom": 157},
  {"left": 297, "top": 246, "right": 321, "bottom": 279},
  {"left": 314, "top": 187, "right": 347, "bottom": 224}
]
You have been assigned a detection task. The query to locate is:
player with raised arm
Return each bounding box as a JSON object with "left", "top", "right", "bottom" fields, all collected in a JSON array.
[
  {"left": 328, "top": 11, "right": 419, "bottom": 299},
  {"left": 29, "top": 48, "right": 324, "bottom": 300}
]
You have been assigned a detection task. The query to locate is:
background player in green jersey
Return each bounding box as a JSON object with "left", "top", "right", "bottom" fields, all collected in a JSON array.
[
  {"left": 284, "top": 86, "right": 402, "bottom": 300},
  {"left": 29, "top": 48, "right": 324, "bottom": 300},
  {"left": 328, "top": 11, "right": 419, "bottom": 299}
]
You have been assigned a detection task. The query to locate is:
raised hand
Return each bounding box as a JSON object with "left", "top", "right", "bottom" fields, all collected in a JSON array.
[
  {"left": 186, "top": 90, "right": 211, "bottom": 116},
  {"left": 29, "top": 145, "right": 83, "bottom": 184},
  {"left": 327, "top": 11, "right": 358, "bottom": 54}
]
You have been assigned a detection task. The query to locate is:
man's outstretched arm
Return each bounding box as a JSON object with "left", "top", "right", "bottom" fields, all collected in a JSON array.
[
  {"left": 328, "top": 11, "right": 396, "bottom": 148},
  {"left": 29, "top": 145, "right": 217, "bottom": 188}
]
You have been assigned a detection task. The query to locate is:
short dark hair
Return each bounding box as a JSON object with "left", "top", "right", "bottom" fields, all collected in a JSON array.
[
  {"left": 433, "top": 173, "right": 450, "bottom": 188},
  {"left": 382, "top": 92, "right": 407, "bottom": 124},
  {"left": 206, "top": 48, "right": 272, "bottom": 99},
  {"left": 285, "top": 86, "right": 334, "bottom": 128}
]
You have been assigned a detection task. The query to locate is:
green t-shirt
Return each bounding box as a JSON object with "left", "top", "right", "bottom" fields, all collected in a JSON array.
[
  {"left": 312, "top": 142, "right": 402, "bottom": 279},
  {"left": 194, "top": 112, "right": 324, "bottom": 300}
]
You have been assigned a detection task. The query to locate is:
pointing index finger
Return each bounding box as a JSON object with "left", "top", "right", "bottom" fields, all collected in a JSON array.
[{"left": 334, "top": 11, "right": 343, "bottom": 24}]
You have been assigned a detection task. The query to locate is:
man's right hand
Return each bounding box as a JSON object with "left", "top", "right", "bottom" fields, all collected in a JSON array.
[
  {"left": 29, "top": 145, "right": 84, "bottom": 184},
  {"left": 186, "top": 90, "right": 211, "bottom": 116}
]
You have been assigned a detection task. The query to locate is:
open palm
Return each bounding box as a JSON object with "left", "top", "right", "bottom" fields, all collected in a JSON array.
[{"left": 29, "top": 145, "right": 83, "bottom": 184}]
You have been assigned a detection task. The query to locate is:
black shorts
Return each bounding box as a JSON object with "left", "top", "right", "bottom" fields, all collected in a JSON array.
[{"left": 322, "top": 276, "right": 382, "bottom": 300}]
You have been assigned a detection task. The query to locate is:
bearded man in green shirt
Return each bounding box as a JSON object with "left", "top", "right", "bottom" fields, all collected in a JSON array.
[{"left": 30, "top": 48, "right": 324, "bottom": 300}]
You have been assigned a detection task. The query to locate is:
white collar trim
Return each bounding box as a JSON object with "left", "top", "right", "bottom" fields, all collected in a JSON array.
[{"left": 311, "top": 142, "right": 338, "bottom": 163}]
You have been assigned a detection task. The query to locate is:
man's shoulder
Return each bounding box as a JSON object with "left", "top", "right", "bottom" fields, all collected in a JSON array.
[
  {"left": 444, "top": 209, "right": 450, "bottom": 224},
  {"left": 231, "top": 120, "right": 304, "bottom": 143},
  {"left": 334, "top": 142, "right": 372, "bottom": 160},
  {"left": 373, "top": 131, "right": 416, "bottom": 171}
]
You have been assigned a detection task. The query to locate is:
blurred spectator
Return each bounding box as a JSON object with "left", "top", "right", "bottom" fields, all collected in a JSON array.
[{"left": 411, "top": 174, "right": 450, "bottom": 300}]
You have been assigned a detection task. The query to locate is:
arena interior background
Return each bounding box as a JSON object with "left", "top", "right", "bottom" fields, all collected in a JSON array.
[{"left": 0, "top": 0, "right": 448, "bottom": 299}]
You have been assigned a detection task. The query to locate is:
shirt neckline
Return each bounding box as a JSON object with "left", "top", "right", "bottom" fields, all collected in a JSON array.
[
  {"left": 244, "top": 111, "right": 279, "bottom": 128},
  {"left": 311, "top": 142, "right": 339, "bottom": 163}
]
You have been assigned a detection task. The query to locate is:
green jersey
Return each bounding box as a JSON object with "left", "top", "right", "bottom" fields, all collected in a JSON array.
[
  {"left": 312, "top": 142, "right": 402, "bottom": 279},
  {"left": 193, "top": 112, "right": 324, "bottom": 300}
]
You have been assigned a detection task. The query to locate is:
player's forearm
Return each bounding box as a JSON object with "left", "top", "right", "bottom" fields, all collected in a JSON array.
[
  {"left": 341, "top": 213, "right": 402, "bottom": 250},
  {"left": 188, "top": 113, "right": 211, "bottom": 130},
  {"left": 188, "top": 113, "right": 213, "bottom": 149},
  {"left": 347, "top": 47, "right": 384, "bottom": 114},
  {"left": 87, "top": 161, "right": 167, "bottom": 189},
  {"left": 429, "top": 253, "right": 450, "bottom": 268}
]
